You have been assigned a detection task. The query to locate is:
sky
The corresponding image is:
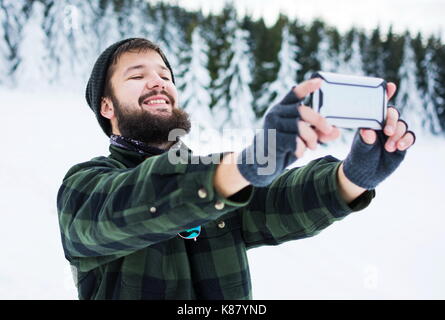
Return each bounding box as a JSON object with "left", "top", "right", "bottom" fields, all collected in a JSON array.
[{"left": 152, "top": 0, "right": 445, "bottom": 38}]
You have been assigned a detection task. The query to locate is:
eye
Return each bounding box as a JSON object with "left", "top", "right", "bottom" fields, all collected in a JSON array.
[
  {"left": 129, "top": 76, "right": 143, "bottom": 80},
  {"left": 161, "top": 76, "right": 170, "bottom": 81}
]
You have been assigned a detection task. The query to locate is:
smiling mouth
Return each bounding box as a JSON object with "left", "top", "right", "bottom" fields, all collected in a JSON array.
[
  {"left": 142, "top": 98, "right": 171, "bottom": 111},
  {"left": 143, "top": 98, "right": 167, "bottom": 105}
]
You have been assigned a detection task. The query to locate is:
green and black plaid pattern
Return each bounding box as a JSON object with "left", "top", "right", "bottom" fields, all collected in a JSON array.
[{"left": 57, "top": 144, "right": 375, "bottom": 299}]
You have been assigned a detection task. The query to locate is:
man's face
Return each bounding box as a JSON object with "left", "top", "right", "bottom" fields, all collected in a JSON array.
[{"left": 103, "top": 49, "right": 190, "bottom": 145}]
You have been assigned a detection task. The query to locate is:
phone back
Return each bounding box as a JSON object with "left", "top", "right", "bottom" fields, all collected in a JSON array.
[{"left": 311, "top": 72, "right": 387, "bottom": 130}]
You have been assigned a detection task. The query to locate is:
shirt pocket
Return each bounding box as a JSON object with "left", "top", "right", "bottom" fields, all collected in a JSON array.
[
  {"left": 119, "top": 245, "right": 177, "bottom": 299},
  {"left": 200, "top": 211, "right": 241, "bottom": 240},
  {"left": 193, "top": 212, "right": 251, "bottom": 295}
]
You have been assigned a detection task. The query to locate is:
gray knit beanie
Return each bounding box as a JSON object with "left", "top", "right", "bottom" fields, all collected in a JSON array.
[{"left": 85, "top": 38, "right": 175, "bottom": 136}]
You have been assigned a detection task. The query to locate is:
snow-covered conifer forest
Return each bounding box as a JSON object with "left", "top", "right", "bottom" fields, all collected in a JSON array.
[{"left": 1, "top": 0, "right": 444, "bottom": 134}]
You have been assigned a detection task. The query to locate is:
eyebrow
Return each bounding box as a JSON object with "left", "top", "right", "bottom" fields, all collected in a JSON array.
[{"left": 123, "top": 64, "right": 169, "bottom": 77}]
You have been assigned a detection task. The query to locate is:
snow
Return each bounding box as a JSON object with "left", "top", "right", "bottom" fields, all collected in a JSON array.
[
  {"left": 0, "top": 87, "right": 108, "bottom": 300},
  {"left": 250, "top": 133, "right": 445, "bottom": 299},
  {"left": 1, "top": 87, "right": 444, "bottom": 299}
]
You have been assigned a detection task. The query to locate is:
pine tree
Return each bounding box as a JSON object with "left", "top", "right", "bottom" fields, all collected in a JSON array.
[
  {"left": 204, "top": 4, "right": 239, "bottom": 113},
  {"left": 382, "top": 26, "right": 404, "bottom": 86},
  {"left": 411, "top": 32, "right": 428, "bottom": 92},
  {"left": 88, "top": 0, "right": 120, "bottom": 55},
  {"left": 362, "top": 26, "right": 384, "bottom": 77},
  {"left": 65, "top": 0, "right": 109, "bottom": 86},
  {"left": 435, "top": 39, "right": 445, "bottom": 130},
  {"left": 152, "top": 2, "right": 187, "bottom": 84},
  {"left": 290, "top": 19, "right": 306, "bottom": 83},
  {"left": 422, "top": 45, "right": 443, "bottom": 135},
  {"left": 0, "top": 0, "right": 33, "bottom": 86},
  {"left": 396, "top": 33, "right": 429, "bottom": 134},
  {"left": 41, "top": 0, "right": 81, "bottom": 87},
  {"left": 139, "top": 0, "right": 157, "bottom": 38},
  {"left": 209, "top": 3, "right": 237, "bottom": 122},
  {"left": 338, "top": 28, "right": 365, "bottom": 75},
  {"left": 424, "top": 36, "right": 445, "bottom": 134},
  {"left": 299, "top": 19, "right": 325, "bottom": 79},
  {"left": 257, "top": 25, "right": 301, "bottom": 116},
  {"left": 315, "top": 26, "right": 340, "bottom": 73},
  {"left": 242, "top": 15, "right": 282, "bottom": 117},
  {"left": 212, "top": 27, "right": 256, "bottom": 130},
  {"left": 14, "top": 0, "right": 49, "bottom": 89},
  {"left": 202, "top": 12, "right": 223, "bottom": 92},
  {"left": 179, "top": 26, "right": 214, "bottom": 132},
  {"left": 434, "top": 44, "right": 445, "bottom": 128},
  {"left": 0, "top": 0, "right": 7, "bottom": 84},
  {"left": 115, "top": 0, "right": 148, "bottom": 39}
]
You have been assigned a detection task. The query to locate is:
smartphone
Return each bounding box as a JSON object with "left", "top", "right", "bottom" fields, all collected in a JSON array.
[{"left": 310, "top": 71, "right": 387, "bottom": 130}]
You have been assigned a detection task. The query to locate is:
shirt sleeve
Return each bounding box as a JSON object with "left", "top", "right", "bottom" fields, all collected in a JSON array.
[
  {"left": 57, "top": 151, "right": 253, "bottom": 272},
  {"left": 240, "top": 155, "right": 375, "bottom": 249}
]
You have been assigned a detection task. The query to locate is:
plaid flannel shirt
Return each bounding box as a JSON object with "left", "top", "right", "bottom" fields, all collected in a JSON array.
[{"left": 57, "top": 142, "right": 375, "bottom": 300}]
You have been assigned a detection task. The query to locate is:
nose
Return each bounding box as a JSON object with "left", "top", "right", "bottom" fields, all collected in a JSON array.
[{"left": 145, "top": 72, "right": 167, "bottom": 90}]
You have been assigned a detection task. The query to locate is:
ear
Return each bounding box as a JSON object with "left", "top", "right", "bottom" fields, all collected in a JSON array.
[{"left": 100, "top": 97, "right": 115, "bottom": 120}]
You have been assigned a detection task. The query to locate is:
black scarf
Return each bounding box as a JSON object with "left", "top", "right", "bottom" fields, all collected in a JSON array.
[{"left": 110, "top": 134, "right": 168, "bottom": 156}]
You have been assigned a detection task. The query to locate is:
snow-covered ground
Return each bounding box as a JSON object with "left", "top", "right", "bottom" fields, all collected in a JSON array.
[{"left": 1, "top": 87, "right": 444, "bottom": 299}]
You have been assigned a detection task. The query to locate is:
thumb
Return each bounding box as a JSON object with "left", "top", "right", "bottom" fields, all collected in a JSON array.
[
  {"left": 293, "top": 78, "right": 323, "bottom": 99},
  {"left": 360, "top": 129, "right": 377, "bottom": 145}
]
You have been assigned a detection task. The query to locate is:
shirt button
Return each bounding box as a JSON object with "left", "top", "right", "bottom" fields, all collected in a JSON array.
[
  {"left": 217, "top": 221, "right": 226, "bottom": 229},
  {"left": 197, "top": 188, "right": 208, "bottom": 199},
  {"left": 214, "top": 201, "right": 225, "bottom": 210},
  {"left": 149, "top": 207, "right": 157, "bottom": 213}
]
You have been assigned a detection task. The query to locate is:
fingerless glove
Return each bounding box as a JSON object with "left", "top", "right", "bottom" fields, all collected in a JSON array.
[
  {"left": 343, "top": 130, "right": 407, "bottom": 190},
  {"left": 237, "top": 89, "right": 302, "bottom": 187}
]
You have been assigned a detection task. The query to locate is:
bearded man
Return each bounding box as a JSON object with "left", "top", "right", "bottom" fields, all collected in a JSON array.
[{"left": 57, "top": 38, "right": 415, "bottom": 300}]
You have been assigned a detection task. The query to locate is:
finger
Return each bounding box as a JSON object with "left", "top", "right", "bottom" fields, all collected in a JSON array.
[
  {"left": 295, "top": 136, "right": 307, "bottom": 158},
  {"left": 384, "top": 106, "right": 400, "bottom": 136},
  {"left": 298, "top": 121, "right": 318, "bottom": 150},
  {"left": 316, "top": 126, "right": 341, "bottom": 143},
  {"left": 298, "top": 105, "right": 334, "bottom": 134},
  {"left": 386, "top": 82, "right": 397, "bottom": 100},
  {"left": 359, "top": 129, "right": 377, "bottom": 145},
  {"left": 396, "top": 131, "right": 415, "bottom": 151},
  {"left": 292, "top": 78, "right": 323, "bottom": 99},
  {"left": 385, "top": 120, "right": 408, "bottom": 152}
]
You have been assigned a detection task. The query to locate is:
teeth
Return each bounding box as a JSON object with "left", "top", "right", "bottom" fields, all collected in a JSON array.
[{"left": 145, "top": 99, "right": 167, "bottom": 105}]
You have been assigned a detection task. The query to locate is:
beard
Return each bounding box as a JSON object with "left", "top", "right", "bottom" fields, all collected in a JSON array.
[{"left": 111, "top": 91, "right": 191, "bottom": 145}]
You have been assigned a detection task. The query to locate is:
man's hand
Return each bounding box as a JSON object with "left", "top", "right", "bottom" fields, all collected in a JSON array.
[
  {"left": 236, "top": 78, "right": 341, "bottom": 187},
  {"left": 216, "top": 79, "right": 333, "bottom": 196},
  {"left": 338, "top": 82, "right": 416, "bottom": 203},
  {"left": 293, "top": 78, "right": 341, "bottom": 158},
  {"left": 359, "top": 82, "right": 416, "bottom": 151}
]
